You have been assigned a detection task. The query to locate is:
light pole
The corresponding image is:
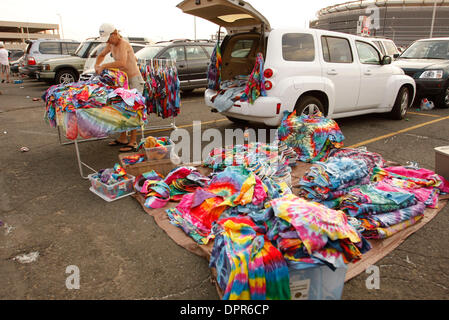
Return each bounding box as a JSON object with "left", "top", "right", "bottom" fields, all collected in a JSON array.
[
  {"left": 430, "top": 0, "right": 438, "bottom": 38},
  {"left": 57, "top": 13, "right": 64, "bottom": 39},
  {"left": 194, "top": 16, "right": 197, "bottom": 40}
]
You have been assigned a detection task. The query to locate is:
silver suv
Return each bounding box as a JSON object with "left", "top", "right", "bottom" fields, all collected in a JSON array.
[{"left": 19, "top": 39, "right": 80, "bottom": 78}]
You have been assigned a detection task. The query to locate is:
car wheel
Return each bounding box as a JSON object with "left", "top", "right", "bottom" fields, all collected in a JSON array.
[
  {"left": 295, "top": 96, "right": 325, "bottom": 116},
  {"left": 435, "top": 84, "right": 449, "bottom": 109},
  {"left": 390, "top": 86, "right": 410, "bottom": 120},
  {"left": 55, "top": 69, "right": 78, "bottom": 85}
]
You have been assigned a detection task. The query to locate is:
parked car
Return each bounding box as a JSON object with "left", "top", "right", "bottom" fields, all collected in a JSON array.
[
  {"left": 10, "top": 56, "right": 24, "bottom": 75},
  {"left": 36, "top": 38, "right": 105, "bottom": 84},
  {"left": 371, "top": 37, "right": 400, "bottom": 58},
  {"left": 393, "top": 37, "right": 449, "bottom": 108},
  {"left": 19, "top": 39, "right": 80, "bottom": 79},
  {"left": 177, "top": 0, "right": 415, "bottom": 125},
  {"left": 8, "top": 49, "right": 24, "bottom": 63},
  {"left": 79, "top": 42, "right": 146, "bottom": 81}
]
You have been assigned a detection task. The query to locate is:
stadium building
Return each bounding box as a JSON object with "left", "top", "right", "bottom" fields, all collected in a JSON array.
[{"left": 310, "top": 0, "right": 449, "bottom": 47}]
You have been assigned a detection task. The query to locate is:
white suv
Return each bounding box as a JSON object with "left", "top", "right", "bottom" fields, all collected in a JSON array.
[{"left": 177, "top": 0, "right": 415, "bottom": 126}]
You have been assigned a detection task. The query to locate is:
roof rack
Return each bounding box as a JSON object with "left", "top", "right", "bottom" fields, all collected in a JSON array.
[{"left": 156, "top": 38, "right": 214, "bottom": 44}]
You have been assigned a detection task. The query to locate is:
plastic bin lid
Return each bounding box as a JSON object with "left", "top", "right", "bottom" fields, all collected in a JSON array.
[{"left": 435, "top": 146, "right": 449, "bottom": 155}]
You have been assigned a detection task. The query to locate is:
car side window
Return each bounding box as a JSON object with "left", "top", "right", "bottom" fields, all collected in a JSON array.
[
  {"left": 186, "top": 45, "right": 209, "bottom": 60},
  {"left": 203, "top": 45, "right": 214, "bottom": 57},
  {"left": 39, "top": 42, "right": 62, "bottom": 54},
  {"left": 321, "top": 36, "right": 353, "bottom": 63},
  {"left": 160, "top": 46, "right": 186, "bottom": 61},
  {"left": 230, "top": 39, "right": 254, "bottom": 58},
  {"left": 356, "top": 41, "right": 381, "bottom": 65},
  {"left": 62, "top": 43, "right": 80, "bottom": 54},
  {"left": 282, "top": 33, "right": 315, "bottom": 61}
]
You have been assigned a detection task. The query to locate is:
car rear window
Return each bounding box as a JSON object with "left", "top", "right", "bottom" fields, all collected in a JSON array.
[
  {"left": 203, "top": 45, "right": 214, "bottom": 57},
  {"left": 321, "top": 36, "right": 353, "bottom": 63},
  {"left": 39, "top": 42, "right": 61, "bottom": 54},
  {"left": 282, "top": 33, "right": 315, "bottom": 62}
]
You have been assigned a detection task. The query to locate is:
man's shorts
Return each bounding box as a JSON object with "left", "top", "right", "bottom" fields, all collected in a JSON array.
[
  {"left": 1, "top": 64, "right": 10, "bottom": 74},
  {"left": 129, "top": 74, "right": 145, "bottom": 94}
]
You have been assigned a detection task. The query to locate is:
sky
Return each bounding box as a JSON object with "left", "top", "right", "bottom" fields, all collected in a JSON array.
[{"left": 0, "top": 0, "right": 344, "bottom": 42}]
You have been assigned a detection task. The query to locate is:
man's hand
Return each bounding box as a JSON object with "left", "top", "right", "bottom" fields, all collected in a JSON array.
[{"left": 95, "top": 64, "right": 105, "bottom": 75}]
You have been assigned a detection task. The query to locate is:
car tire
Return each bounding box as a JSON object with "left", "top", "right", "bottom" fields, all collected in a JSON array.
[
  {"left": 294, "top": 96, "right": 325, "bottom": 116},
  {"left": 55, "top": 69, "right": 78, "bottom": 85},
  {"left": 435, "top": 83, "right": 449, "bottom": 109},
  {"left": 390, "top": 86, "right": 410, "bottom": 120}
]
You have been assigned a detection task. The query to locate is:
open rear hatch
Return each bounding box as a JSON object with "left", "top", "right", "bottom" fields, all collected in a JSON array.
[{"left": 176, "top": 0, "right": 271, "bottom": 34}]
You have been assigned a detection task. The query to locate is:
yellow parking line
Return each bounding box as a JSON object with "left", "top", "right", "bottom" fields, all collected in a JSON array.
[
  {"left": 348, "top": 115, "right": 449, "bottom": 148},
  {"left": 143, "top": 118, "right": 229, "bottom": 135},
  {"left": 407, "top": 111, "right": 442, "bottom": 118}
]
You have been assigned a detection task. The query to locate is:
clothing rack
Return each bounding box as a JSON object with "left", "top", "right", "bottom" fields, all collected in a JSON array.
[{"left": 138, "top": 58, "right": 179, "bottom": 136}]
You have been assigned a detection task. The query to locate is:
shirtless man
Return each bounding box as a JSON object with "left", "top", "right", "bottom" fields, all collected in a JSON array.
[{"left": 95, "top": 23, "right": 145, "bottom": 152}]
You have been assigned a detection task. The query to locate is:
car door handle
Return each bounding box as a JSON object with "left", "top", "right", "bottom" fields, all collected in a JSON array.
[
  {"left": 178, "top": 64, "right": 186, "bottom": 68},
  {"left": 364, "top": 70, "right": 372, "bottom": 75},
  {"left": 327, "top": 69, "right": 338, "bottom": 75}
]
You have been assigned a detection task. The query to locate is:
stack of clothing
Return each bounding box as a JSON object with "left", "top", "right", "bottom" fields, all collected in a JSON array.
[
  {"left": 210, "top": 216, "right": 291, "bottom": 300},
  {"left": 339, "top": 182, "right": 426, "bottom": 239},
  {"left": 278, "top": 111, "right": 345, "bottom": 163},
  {"left": 166, "top": 166, "right": 268, "bottom": 244},
  {"left": 210, "top": 79, "right": 247, "bottom": 112},
  {"left": 326, "top": 148, "right": 385, "bottom": 175},
  {"left": 372, "top": 166, "right": 449, "bottom": 208},
  {"left": 43, "top": 68, "right": 147, "bottom": 140},
  {"left": 269, "top": 194, "right": 370, "bottom": 269},
  {"left": 163, "top": 167, "right": 210, "bottom": 201},
  {"left": 134, "top": 170, "right": 170, "bottom": 209},
  {"left": 298, "top": 157, "right": 371, "bottom": 208},
  {"left": 203, "top": 142, "right": 296, "bottom": 186},
  {"left": 91, "top": 163, "right": 129, "bottom": 185}
]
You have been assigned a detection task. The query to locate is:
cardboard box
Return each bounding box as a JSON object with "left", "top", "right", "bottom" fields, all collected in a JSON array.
[
  {"left": 435, "top": 146, "right": 449, "bottom": 181},
  {"left": 288, "top": 263, "right": 347, "bottom": 300},
  {"left": 118, "top": 152, "right": 179, "bottom": 177}
]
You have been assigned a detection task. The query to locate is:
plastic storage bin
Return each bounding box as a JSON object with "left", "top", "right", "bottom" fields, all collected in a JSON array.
[
  {"left": 435, "top": 146, "right": 449, "bottom": 181},
  {"left": 144, "top": 137, "right": 174, "bottom": 160},
  {"left": 288, "top": 262, "right": 347, "bottom": 300},
  {"left": 88, "top": 173, "right": 136, "bottom": 202}
]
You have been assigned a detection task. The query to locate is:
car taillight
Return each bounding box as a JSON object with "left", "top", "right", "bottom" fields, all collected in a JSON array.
[
  {"left": 28, "top": 57, "right": 36, "bottom": 65},
  {"left": 276, "top": 103, "right": 281, "bottom": 114},
  {"left": 264, "top": 68, "right": 273, "bottom": 79},
  {"left": 265, "top": 80, "right": 273, "bottom": 90}
]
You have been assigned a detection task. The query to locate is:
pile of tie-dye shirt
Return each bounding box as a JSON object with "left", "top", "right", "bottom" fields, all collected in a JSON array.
[
  {"left": 297, "top": 148, "right": 449, "bottom": 240},
  {"left": 278, "top": 111, "right": 345, "bottom": 162},
  {"left": 203, "top": 142, "right": 296, "bottom": 187},
  {"left": 43, "top": 69, "right": 147, "bottom": 140}
]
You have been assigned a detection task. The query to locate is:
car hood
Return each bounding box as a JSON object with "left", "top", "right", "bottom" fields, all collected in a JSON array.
[
  {"left": 176, "top": 0, "right": 271, "bottom": 34},
  {"left": 42, "top": 56, "right": 85, "bottom": 65},
  {"left": 393, "top": 58, "right": 449, "bottom": 70}
]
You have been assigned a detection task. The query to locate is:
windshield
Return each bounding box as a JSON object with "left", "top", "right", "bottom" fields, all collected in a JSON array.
[
  {"left": 135, "top": 46, "right": 165, "bottom": 60},
  {"left": 401, "top": 40, "right": 449, "bottom": 59},
  {"left": 74, "top": 42, "right": 91, "bottom": 58}
]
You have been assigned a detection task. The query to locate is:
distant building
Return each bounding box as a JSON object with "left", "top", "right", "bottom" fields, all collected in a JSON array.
[
  {"left": 0, "top": 20, "right": 60, "bottom": 50},
  {"left": 310, "top": 0, "right": 449, "bottom": 47}
]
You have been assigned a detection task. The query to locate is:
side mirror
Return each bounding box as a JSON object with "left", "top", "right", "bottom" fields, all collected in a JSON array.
[
  {"left": 393, "top": 53, "right": 400, "bottom": 59},
  {"left": 382, "top": 55, "right": 392, "bottom": 65}
]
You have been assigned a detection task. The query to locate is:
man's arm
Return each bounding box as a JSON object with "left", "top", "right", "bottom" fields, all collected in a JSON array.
[
  {"left": 95, "top": 44, "right": 111, "bottom": 70},
  {"left": 97, "top": 43, "right": 127, "bottom": 72}
]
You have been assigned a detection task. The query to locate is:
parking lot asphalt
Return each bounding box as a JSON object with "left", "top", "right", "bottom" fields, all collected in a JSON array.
[{"left": 1, "top": 77, "right": 449, "bottom": 300}]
